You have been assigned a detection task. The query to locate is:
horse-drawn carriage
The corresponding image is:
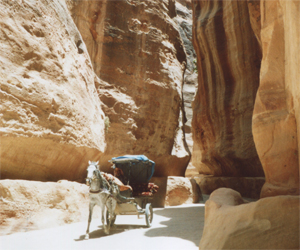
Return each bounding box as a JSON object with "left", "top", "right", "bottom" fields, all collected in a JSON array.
[{"left": 85, "top": 155, "right": 158, "bottom": 239}]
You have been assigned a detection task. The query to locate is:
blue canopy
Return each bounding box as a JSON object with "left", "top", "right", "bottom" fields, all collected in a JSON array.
[{"left": 112, "top": 155, "right": 150, "bottom": 162}]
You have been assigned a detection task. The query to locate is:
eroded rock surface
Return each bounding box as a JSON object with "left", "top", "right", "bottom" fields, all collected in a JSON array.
[
  {"left": 0, "top": 178, "right": 200, "bottom": 235},
  {"left": 194, "top": 175, "right": 265, "bottom": 199},
  {"left": 0, "top": 0, "right": 193, "bottom": 180},
  {"left": 252, "top": 0, "right": 300, "bottom": 198},
  {"left": 150, "top": 176, "right": 201, "bottom": 207},
  {"left": 174, "top": 0, "right": 197, "bottom": 139},
  {"left": 0, "top": 0, "right": 106, "bottom": 181},
  {"left": 0, "top": 179, "right": 97, "bottom": 236},
  {"left": 199, "top": 188, "right": 300, "bottom": 249},
  {"left": 192, "top": 0, "right": 263, "bottom": 177},
  {"left": 70, "top": 0, "right": 190, "bottom": 176},
  {"left": 174, "top": 0, "right": 198, "bottom": 178}
]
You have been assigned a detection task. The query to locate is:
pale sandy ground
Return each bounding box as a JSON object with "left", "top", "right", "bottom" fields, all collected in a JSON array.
[{"left": 0, "top": 203, "right": 205, "bottom": 250}]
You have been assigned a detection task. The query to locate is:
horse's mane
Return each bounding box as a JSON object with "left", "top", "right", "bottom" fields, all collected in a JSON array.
[{"left": 97, "top": 168, "right": 111, "bottom": 191}]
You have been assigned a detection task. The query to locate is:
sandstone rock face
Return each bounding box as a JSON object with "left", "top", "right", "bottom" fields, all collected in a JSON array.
[
  {"left": 199, "top": 188, "right": 300, "bottom": 249},
  {"left": 70, "top": 0, "right": 190, "bottom": 176},
  {"left": 0, "top": 0, "right": 106, "bottom": 181},
  {"left": 252, "top": 0, "right": 300, "bottom": 198},
  {"left": 0, "top": 178, "right": 200, "bottom": 236},
  {"left": 174, "top": 0, "right": 198, "bottom": 178},
  {"left": 0, "top": 180, "right": 98, "bottom": 235},
  {"left": 150, "top": 176, "right": 202, "bottom": 207},
  {"left": 194, "top": 175, "right": 265, "bottom": 199},
  {"left": 192, "top": 0, "right": 263, "bottom": 177},
  {"left": 174, "top": 0, "right": 198, "bottom": 140},
  {"left": 247, "top": 0, "right": 261, "bottom": 48}
]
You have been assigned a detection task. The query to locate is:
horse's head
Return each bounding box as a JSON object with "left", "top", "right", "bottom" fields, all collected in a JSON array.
[{"left": 86, "top": 161, "right": 99, "bottom": 186}]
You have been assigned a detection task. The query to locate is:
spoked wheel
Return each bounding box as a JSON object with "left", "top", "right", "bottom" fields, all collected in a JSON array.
[
  {"left": 106, "top": 210, "right": 116, "bottom": 226},
  {"left": 145, "top": 203, "right": 153, "bottom": 227}
]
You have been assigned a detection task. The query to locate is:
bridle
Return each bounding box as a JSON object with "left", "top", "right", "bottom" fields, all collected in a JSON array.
[
  {"left": 86, "top": 164, "right": 114, "bottom": 196},
  {"left": 86, "top": 163, "right": 131, "bottom": 203},
  {"left": 86, "top": 165, "right": 103, "bottom": 194}
]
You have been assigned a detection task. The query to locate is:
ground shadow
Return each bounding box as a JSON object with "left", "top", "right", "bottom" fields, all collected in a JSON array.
[
  {"left": 74, "top": 224, "right": 147, "bottom": 241},
  {"left": 144, "top": 205, "right": 205, "bottom": 247}
]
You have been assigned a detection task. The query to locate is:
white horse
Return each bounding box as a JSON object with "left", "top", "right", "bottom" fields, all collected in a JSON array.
[{"left": 85, "top": 161, "right": 117, "bottom": 239}]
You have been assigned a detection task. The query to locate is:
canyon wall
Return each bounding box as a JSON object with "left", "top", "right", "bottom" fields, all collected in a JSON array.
[
  {"left": 0, "top": 0, "right": 191, "bottom": 181},
  {"left": 192, "top": 0, "right": 300, "bottom": 248},
  {"left": 192, "top": 0, "right": 299, "bottom": 198},
  {"left": 174, "top": 0, "right": 198, "bottom": 177},
  {"left": 69, "top": 0, "right": 190, "bottom": 176},
  {"left": 192, "top": 0, "right": 263, "bottom": 177},
  {"left": 0, "top": 0, "right": 106, "bottom": 181},
  {"left": 174, "top": 0, "right": 197, "bottom": 140},
  {"left": 252, "top": 0, "right": 300, "bottom": 197}
]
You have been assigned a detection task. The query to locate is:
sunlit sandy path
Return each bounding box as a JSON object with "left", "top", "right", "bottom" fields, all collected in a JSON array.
[{"left": 1, "top": 204, "right": 205, "bottom": 250}]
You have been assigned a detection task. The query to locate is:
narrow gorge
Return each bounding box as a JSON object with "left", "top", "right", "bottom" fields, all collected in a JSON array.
[{"left": 0, "top": 0, "right": 299, "bottom": 249}]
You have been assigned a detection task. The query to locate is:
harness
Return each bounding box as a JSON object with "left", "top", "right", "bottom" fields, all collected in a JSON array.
[
  {"left": 89, "top": 189, "right": 101, "bottom": 194},
  {"left": 87, "top": 165, "right": 132, "bottom": 203}
]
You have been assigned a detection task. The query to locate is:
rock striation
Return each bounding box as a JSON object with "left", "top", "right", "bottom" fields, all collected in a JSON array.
[
  {"left": 192, "top": 1, "right": 300, "bottom": 249},
  {"left": 174, "top": 0, "right": 198, "bottom": 139},
  {"left": 70, "top": 0, "right": 190, "bottom": 176},
  {"left": 199, "top": 188, "right": 300, "bottom": 249},
  {"left": 0, "top": 0, "right": 106, "bottom": 181},
  {"left": 252, "top": 0, "right": 300, "bottom": 198},
  {"left": 192, "top": 0, "right": 299, "bottom": 197},
  {"left": 192, "top": 0, "right": 263, "bottom": 177},
  {"left": 174, "top": 0, "right": 199, "bottom": 178}
]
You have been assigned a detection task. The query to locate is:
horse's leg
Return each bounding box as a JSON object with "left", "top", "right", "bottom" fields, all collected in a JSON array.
[
  {"left": 106, "top": 197, "right": 117, "bottom": 231},
  {"left": 85, "top": 202, "right": 95, "bottom": 239},
  {"left": 110, "top": 198, "right": 117, "bottom": 229},
  {"left": 106, "top": 198, "right": 112, "bottom": 233},
  {"left": 108, "top": 198, "right": 113, "bottom": 233},
  {"left": 102, "top": 201, "right": 109, "bottom": 234}
]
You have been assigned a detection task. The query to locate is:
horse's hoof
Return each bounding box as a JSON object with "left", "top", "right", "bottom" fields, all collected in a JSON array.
[
  {"left": 104, "top": 229, "right": 109, "bottom": 235},
  {"left": 85, "top": 234, "right": 89, "bottom": 240}
]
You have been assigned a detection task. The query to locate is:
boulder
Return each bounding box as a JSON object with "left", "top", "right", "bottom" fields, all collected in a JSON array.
[
  {"left": 252, "top": 0, "right": 300, "bottom": 198},
  {"left": 0, "top": 0, "right": 105, "bottom": 181},
  {"left": 0, "top": 179, "right": 97, "bottom": 236},
  {"left": 150, "top": 176, "right": 202, "bottom": 207},
  {"left": 191, "top": 0, "right": 263, "bottom": 177},
  {"left": 199, "top": 188, "right": 300, "bottom": 249},
  {"left": 69, "top": 0, "right": 191, "bottom": 176}
]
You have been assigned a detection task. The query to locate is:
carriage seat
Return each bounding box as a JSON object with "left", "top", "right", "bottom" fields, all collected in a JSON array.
[
  {"left": 113, "top": 167, "right": 159, "bottom": 197},
  {"left": 102, "top": 169, "right": 159, "bottom": 197}
]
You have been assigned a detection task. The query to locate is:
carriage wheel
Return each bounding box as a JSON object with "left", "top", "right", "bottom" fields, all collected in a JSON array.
[
  {"left": 106, "top": 210, "right": 116, "bottom": 226},
  {"left": 145, "top": 203, "right": 153, "bottom": 227}
]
